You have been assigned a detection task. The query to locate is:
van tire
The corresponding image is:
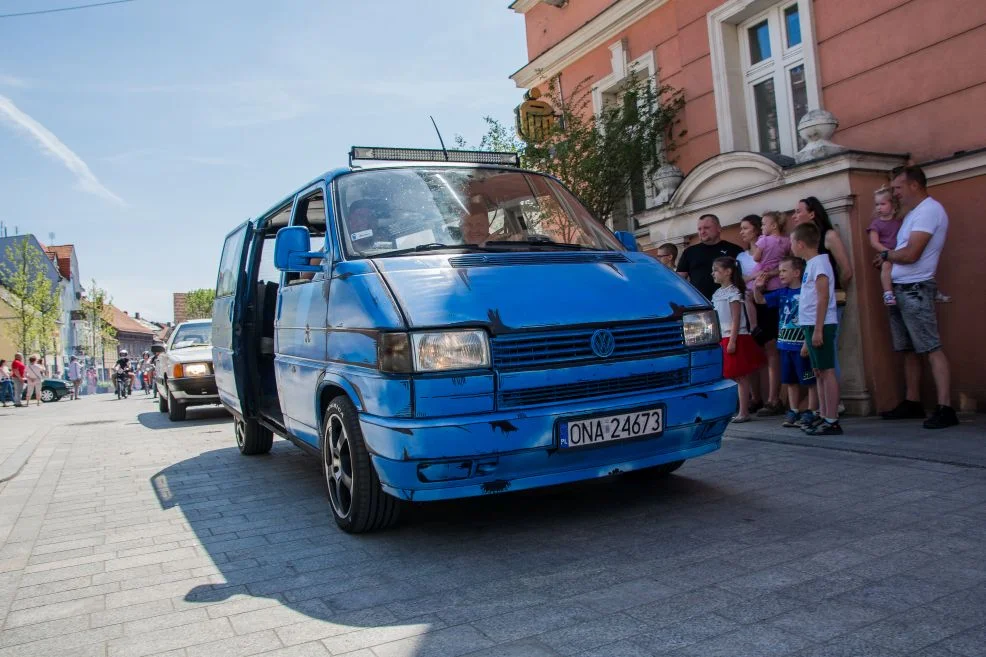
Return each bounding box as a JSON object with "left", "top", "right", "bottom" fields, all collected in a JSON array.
[
  {"left": 167, "top": 390, "right": 186, "bottom": 421},
  {"left": 236, "top": 418, "right": 273, "bottom": 455},
  {"left": 322, "top": 396, "right": 401, "bottom": 533}
]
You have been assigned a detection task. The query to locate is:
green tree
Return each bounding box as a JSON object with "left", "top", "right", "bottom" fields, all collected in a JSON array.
[
  {"left": 0, "top": 237, "right": 56, "bottom": 354},
  {"left": 184, "top": 288, "right": 216, "bottom": 320},
  {"left": 463, "top": 71, "right": 685, "bottom": 226},
  {"left": 80, "top": 280, "right": 116, "bottom": 369}
]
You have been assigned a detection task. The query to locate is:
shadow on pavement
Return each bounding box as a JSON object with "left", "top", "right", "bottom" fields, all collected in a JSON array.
[
  {"left": 137, "top": 407, "right": 231, "bottom": 430},
  {"left": 150, "top": 439, "right": 725, "bottom": 653}
]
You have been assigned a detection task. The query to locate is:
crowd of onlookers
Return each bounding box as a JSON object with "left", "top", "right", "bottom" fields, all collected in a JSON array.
[
  {"left": 0, "top": 353, "right": 86, "bottom": 407},
  {"left": 665, "top": 164, "right": 957, "bottom": 433}
]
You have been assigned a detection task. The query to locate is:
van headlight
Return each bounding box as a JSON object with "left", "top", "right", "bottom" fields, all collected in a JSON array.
[
  {"left": 411, "top": 330, "right": 490, "bottom": 372},
  {"left": 682, "top": 310, "right": 720, "bottom": 347}
]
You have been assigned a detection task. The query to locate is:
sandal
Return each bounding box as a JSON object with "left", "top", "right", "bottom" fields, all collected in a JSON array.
[{"left": 731, "top": 415, "right": 752, "bottom": 424}]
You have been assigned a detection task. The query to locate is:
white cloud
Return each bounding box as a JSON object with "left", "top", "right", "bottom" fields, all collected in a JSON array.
[{"left": 0, "top": 94, "right": 126, "bottom": 206}]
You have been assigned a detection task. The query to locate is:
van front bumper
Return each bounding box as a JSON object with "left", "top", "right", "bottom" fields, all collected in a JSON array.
[{"left": 359, "top": 379, "right": 736, "bottom": 502}]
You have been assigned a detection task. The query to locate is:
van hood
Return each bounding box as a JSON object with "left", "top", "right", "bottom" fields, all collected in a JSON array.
[{"left": 372, "top": 252, "right": 708, "bottom": 333}]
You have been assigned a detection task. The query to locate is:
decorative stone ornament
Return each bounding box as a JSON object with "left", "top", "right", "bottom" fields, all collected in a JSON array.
[
  {"left": 652, "top": 164, "right": 684, "bottom": 205},
  {"left": 795, "top": 109, "right": 846, "bottom": 163}
]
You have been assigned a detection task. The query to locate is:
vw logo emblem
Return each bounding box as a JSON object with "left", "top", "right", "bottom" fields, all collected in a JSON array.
[{"left": 590, "top": 329, "right": 616, "bottom": 358}]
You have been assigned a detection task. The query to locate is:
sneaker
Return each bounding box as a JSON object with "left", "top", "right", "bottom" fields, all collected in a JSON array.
[
  {"left": 807, "top": 420, "right": 844, "bottom": 436},
  {"left": 801, "top": 415, "right": 824, "bottom": 433},
  {"left": 782, "top": 410, "right": 801, "bottom": 427},
  {"left": 756, "top": 401, "right": 785, "bottom": 417},
  {"left": 881, "top": 400, "right": 926, "bottom": 420},
  {"left": 883, "top": 291, "right": 896, "bottom": 306},
  {"left": 923, "top": 405, "right": 959, "bottom": 430}
]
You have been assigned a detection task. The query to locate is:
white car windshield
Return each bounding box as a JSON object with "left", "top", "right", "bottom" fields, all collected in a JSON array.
[
  {"left": 171, "top": 323, "right": 212, "bottom": 349},
  {"left": 336, "top": 168, "right": 622, "bottom": 258}
]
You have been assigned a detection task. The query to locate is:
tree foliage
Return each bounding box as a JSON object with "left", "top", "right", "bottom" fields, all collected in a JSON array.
[
  {"left": 80, "top": 280, "right": 116, "bottom": 360},
  {"left": 0, "top": 238, "right": 60, "bottom": 355},
  {"left": 462, "top": 70, "right": 685, "bottom": 225},
  {"left": 184, "top": 288, "right": 216, "bottom": 320}
]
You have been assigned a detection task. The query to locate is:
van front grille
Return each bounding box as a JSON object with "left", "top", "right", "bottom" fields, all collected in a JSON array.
[{"left": 498, "top": 368, "right": 689, "bottom": 408}]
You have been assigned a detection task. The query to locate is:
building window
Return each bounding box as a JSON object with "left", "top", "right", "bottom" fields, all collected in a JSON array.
[
  {"left": 708, "top": 0, "right": 821, "bottom": 157},
  {"left": 740, "top": 3, "right": 808, "bottom": 156}
]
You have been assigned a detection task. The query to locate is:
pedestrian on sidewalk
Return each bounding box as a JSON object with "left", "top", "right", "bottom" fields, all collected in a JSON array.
[
  {"left": 10, "top": 353, "right": 25, "bottom": 407},
  {"left": 677, "top": 214, "right": 744, "bottom": 300},
  {"left": 0, "top": 359, "right": 13, "bottom": 406},
  {"left": 876, "top": 165, "right": 958, "bottom": 429},
  {"left": 25, "top": 355, "right": 44, "bottom": 406},
  {"left": 791, "top": 223, "right": 843, "bottom": 436},
  {"left": 68, "top": 355, "right": 82, "bottom": 400},
  {"left": 711, "top": 256, "right": 765, "bottom": 423}
]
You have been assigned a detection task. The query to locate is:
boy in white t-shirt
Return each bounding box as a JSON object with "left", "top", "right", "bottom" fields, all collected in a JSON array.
[{"left": 791, "top": 223, "right": 842, "bottom": 436}]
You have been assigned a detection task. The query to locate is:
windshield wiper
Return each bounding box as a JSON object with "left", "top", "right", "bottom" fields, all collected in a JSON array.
[
  {"left": 172, "top": 343, "right": 211, "bottom": 349},
  {"left": 483, "top": 240, "right": 602, "bottom": 251},
  {"left": 371, "top": 243, "right": 494, "bottom": 259}
]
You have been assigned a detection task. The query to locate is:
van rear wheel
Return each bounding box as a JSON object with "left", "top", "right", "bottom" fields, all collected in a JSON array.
[
  {"left": 322, "top": 396, "right": 401, "bottom": 533},
  {"left": 235, "top": 418, "right": 273, "bottom": 455}
]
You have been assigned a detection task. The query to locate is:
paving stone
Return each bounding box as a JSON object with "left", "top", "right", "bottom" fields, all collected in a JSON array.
[
  {"left": 769, "top": 599, "right": 891, "bottom": 642},
  {"left": 853, "top": 607, "right": 979, "bottom": 653},
  {"left": 105, "top": 617, "right": 235, "bottom": 657},
  {"left": 320, "top": 616, "right": 440, "bottom": 654},
  {"left": 183, "top": 630, "right": 283, "bottom": 657},
  {"left": 536, "top": 612, "right": 649, "bottom": 656},
  {"left": 674, "top": 624, "right": 814, "bottom": 657},
  {"left": 461, "top": 638, "right": 562, "bottom": 657},
  {"left": 626, "top": 613, "right": 738, "bottom": 654},
  {"left": 372, "top": 624, "right": 494, "bottom": 657}
]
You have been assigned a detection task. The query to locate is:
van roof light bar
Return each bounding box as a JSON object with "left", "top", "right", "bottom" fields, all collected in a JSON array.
[{"left": 349, "top": 146, "right": 520, "bottom": 167}]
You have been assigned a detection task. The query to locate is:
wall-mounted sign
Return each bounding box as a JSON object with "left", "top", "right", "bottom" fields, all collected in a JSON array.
[{"left": 515, "top": 87, "right": 556, "bottom": 142}]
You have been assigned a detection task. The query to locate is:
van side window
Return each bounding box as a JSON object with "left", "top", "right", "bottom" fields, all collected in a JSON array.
[
  {"left": 216, "top": 225, "right": 249, "bottom": 297},
  {"left": 286, "top": 190, "right": 327, "bottom": 285}
]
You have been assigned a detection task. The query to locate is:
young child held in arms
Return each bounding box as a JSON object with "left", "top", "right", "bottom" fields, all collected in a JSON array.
[
  {"left": 866, "top": 186, "right": 903, "bottom": 306},
  {"left": 790, "top": 223, "right": 842, "bottom": 436},
  {"left": 750, "top": 211, "right": 791, "bottom": 291},
  {"left": 754, "top": 257, "right": 818, "bottom": 428},
  {"left": 711, "top": 257, "right": 765, "bottom": 423}
]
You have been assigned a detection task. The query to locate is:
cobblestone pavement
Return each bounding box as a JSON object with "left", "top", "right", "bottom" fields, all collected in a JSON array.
[{"left": 1, "top": 395, "right": 984, "bottom": 657}]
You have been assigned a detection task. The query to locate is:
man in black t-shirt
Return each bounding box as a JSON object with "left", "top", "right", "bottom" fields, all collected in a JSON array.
[{"left": 676, "top": 213, "right": 744, "bottom": 300}]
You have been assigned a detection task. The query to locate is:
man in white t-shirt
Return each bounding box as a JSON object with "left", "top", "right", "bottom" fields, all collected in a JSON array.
[{"left": 874, "top": 165, "right": 955, "bottom": 429}]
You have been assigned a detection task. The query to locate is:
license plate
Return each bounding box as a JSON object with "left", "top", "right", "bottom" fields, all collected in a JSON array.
[{"left": 558, "top": 407, "right": 664, "bottom": 449}]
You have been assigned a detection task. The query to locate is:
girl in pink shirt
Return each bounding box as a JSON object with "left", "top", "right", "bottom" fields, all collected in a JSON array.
[{"left": 751, "top": 211, "right": 790, "bottom": 291}]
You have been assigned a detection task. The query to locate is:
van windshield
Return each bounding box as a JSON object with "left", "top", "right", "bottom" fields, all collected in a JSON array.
[{"left": 336, "top": 168, "right": 622, "bottom": 258}]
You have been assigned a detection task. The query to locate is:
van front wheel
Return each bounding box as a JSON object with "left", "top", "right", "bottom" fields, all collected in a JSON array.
[
  {"left": 322, "top": 396, "right": 401, "bottom": 533},
  {"left": 236, "top": 418, "right": 273, "bottom": 455}
]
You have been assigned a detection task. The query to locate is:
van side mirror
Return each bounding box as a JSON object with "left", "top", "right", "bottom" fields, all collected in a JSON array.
[
  {"left": 274, "top": 226, "right": 323, "bottom": 273},
  {"left": 151, "top": 344, "right": 166, "bottom": 355},
  {"left": 614, "top": 230, "right": 638, "bottom": 252}
]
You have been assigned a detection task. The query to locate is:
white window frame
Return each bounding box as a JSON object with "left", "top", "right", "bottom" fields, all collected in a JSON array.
[
  {"left": 708, "top": 0, "right": 821, "bottom": 156},
  {"left": 591, "top": 40, "right": 659, "bottom": 221}
]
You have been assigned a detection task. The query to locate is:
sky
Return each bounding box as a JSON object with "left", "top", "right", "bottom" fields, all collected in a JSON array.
[{"left": 0, "top": 0, "right": 528, "bottom": 322}]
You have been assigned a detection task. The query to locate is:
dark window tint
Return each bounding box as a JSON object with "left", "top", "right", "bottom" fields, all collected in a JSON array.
[
  {"left": 753, "top": 78, "right": 780, "bottom": 154},
  {"left": 790, "top": 65, "right": 809, "bottom": 149},
  {"left": 785, "top": 5, "right": 802, "bottom": 48},
  {"left": 748, "top": 20, "right": 771, "bottom": 64},
  {"left": 216, "top": 224, "right": 248, "bottom": 298}
]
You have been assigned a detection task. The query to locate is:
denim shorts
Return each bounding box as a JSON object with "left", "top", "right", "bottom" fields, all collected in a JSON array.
[{"left": 888, "top": 279, "right": 941, "bottom": 354}]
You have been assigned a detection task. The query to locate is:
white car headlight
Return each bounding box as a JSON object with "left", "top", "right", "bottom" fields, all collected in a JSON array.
[
  {"left": 682, "top": 310, "right": 720, "bottom": 347},
  {"left": 182, "top": 362, "right": 211, "bottom": 377},
  {"left": 411, "top": 330, "right": 490, "bottom": 372}
]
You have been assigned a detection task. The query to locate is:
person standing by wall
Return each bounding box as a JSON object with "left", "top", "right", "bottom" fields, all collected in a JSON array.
[
  {"left": 877, "top": 166, "right": 957, "bottom": 429},
  {"left": 655, "top": 243, "right": 679, "bottom": 269},
  {"left": 25, "top": 355, "right": 44, "bottom": 406},
  {"left": 0, "top": 359, "right": 13, "bottom": 407},
  {"left": 676, "top": 214, "right": 744, "bottom": 300}
]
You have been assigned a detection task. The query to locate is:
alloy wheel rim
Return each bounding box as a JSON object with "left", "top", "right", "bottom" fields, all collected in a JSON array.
[
  {"left": 40, "top": 389, "right": 54, "bottom": 402},
  {"left": 324, "top": 413, "right": 354, "bottom": 519},
  {"left": 235, "top": 421, "right": 245, "bottom": 448}
]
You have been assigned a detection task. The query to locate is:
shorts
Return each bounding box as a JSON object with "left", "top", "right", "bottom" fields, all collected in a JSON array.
[
  {"left": 720, "top": 334, "right": 766, "bottom": 380},
  {"left": 888, "top": 279, "right": 941, "bottom": 354},
  {"left": 780, "top": 349, "right": 815, "bottom": 385},
  {"left": 754, "top": 303, "right": 779, "bottom": 343},
  {"left": 803, "top": 324, "right": 838, "bottom": 371}
]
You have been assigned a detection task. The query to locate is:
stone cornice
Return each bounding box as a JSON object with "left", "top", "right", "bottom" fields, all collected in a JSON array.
[
  {"left": 509, "top": 0, "right": 540, "bottom": 13},
  {"left": 510, "top": 0, "right": 671, "bottom": 88}
]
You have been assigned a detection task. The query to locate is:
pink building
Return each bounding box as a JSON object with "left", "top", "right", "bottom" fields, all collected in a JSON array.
[{"left": 509, "top": 0, "right": 986, "bottom": 414}]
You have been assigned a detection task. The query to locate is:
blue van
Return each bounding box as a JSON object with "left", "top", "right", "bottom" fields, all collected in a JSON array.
[{"left": 212, "top": 147, "right": 735, "bottom": 533}]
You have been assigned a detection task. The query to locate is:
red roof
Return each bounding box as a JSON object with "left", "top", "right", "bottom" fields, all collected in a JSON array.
[
  {"left": 42, "top": 244, "right": 75, "bottom": 281},
  {"left": 108, "top": 304, "right": 155, "bottom": 335}
]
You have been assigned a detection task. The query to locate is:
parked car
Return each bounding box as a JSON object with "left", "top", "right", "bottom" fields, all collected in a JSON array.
[
  {"left": 212, "top": 146, "right": 735, "bottom": 533},
  {"left": 23, "top": 378, "right": 71, "bottom": 403},
  {"left": 153, "top": 319, "right": 219, "bottom": 421}
]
